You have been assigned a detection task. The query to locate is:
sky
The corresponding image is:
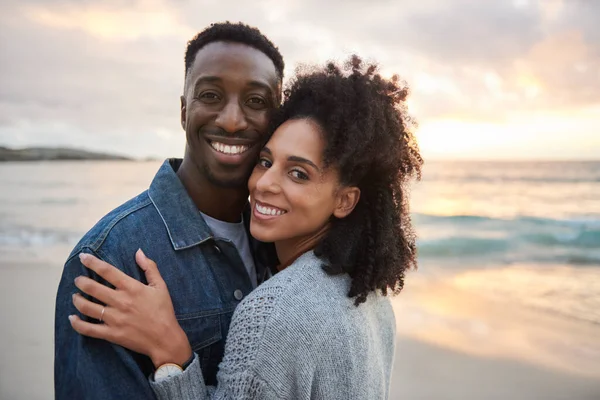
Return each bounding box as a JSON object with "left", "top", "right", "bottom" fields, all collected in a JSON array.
[{"left": 0, "top": 0, "right": 598, "bottom": 160}]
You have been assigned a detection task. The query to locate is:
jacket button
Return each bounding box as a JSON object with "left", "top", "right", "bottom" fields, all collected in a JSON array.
[
  {"left": 233, "top": 289, "right": 243, "bottom": 301},
  {"left": 213, "top": 244, "right": 221, "bottom": 253}
]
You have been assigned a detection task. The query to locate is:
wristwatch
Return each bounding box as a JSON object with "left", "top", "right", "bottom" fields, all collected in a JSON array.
[
  {"left": 153, "top": 353, "right": 195, "bottom": 382},
  {"left": 153, "top": 363, "right": 183, "bottom": 382}
]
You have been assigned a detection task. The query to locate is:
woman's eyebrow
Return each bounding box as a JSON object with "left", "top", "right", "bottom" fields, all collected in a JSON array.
[
  {"left": 261, "top": 147, "right": 321, "bottom": 172},
  {"left": 287, "top": 156, "right": 320, "bottom": 172}
]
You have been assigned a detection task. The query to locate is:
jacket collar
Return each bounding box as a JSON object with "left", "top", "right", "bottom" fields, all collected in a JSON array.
[
  {"left": 148, "top": 159, "right": 213, "bottom": 250},
  {"left": 148, "top": 159, "right": 278, "bottom": 276}
]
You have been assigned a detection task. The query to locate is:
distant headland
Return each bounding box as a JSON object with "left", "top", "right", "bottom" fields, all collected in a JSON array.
[{"left": 0, "top": 146, "right": 140, "bottom": 162}]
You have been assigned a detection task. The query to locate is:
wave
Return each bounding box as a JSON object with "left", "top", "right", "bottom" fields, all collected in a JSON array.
[
  {"left": 423, "top": 176, "right": 600, "bottom": 184},
  {"left": 415, "top": 213, "right": 600, "bottom": 266},
  {"left": 414, "top": 213, "right": 600, "bottom": 230},
  {"left": 522, "top": 230, "right": 600, "bottom": 248},
  {"left": 0, "top": 227, "right": 81, "bottom": 247}
]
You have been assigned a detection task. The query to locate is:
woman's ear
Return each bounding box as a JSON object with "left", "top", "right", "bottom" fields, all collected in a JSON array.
[{"left": 333, "top": 186, "right": 361, "bottom": 219}]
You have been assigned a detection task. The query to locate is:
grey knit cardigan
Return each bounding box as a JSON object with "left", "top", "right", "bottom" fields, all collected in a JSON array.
[{"left": 151, "top": 251, "right": 397, "bottom": 399}]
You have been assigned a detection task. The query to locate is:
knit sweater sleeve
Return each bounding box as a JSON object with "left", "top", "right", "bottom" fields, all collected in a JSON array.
[{"left": 150, "top": 285, "right": 284, "bottom": 400}]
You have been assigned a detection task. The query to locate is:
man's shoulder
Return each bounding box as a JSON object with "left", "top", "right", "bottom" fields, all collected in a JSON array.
[{"left": 67, "top": 190, "right": 155, "bottom": 263}]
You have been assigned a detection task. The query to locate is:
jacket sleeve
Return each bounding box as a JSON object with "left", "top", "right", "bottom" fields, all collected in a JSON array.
[
  {"left": 54, "top": 248, "right": 156, "bottom": 400},
  {"left": 150, "top": 286, "right": 284, "bottom": 400}
]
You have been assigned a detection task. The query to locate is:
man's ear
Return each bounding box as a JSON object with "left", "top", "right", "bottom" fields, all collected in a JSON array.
[
  {"left": 333, "top": 186, "right": 361, "bottom": 219},
  {"left": 180, "top": 96, "right": 187, "bottom": 130}
]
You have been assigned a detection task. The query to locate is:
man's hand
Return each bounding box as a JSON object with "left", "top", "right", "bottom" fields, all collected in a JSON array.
[{"left": 69, "top": 249, "right": 193, "bottom": 368}]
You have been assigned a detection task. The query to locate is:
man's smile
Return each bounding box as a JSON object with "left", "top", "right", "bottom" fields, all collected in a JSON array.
[{"left": 209, "top": 141, "right": 251, "bottom": 155}]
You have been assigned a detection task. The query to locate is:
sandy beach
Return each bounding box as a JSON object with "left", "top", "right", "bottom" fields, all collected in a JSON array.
[{"left": 1, "top": 257, "right": 598, "bottom": 399}]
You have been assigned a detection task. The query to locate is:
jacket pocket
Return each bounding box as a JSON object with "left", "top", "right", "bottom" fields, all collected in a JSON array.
[
  {"left": 176, "top": 311, "right": 222, "bottom": 352},
  {"left": 176, "top": 311, "right": 223, "bottom": 383}
]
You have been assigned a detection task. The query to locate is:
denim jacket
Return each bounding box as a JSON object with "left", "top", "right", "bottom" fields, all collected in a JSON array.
[{"left": 54, "top": 159, "right": 276, "bottom": 400}]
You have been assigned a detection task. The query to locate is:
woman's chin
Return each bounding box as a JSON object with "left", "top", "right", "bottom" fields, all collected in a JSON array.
[{"left": 249, "top": 225, "right": 278, "bottom": 244}]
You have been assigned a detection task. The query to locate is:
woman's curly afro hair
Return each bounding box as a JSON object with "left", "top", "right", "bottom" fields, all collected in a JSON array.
[{"left": 272, "top": 55, "right": 423, "bottom": 305}]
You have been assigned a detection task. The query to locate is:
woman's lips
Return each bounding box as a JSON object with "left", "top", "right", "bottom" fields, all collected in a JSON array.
[{"left": 253, "top": 200, "right": 287, "bottom": 221}]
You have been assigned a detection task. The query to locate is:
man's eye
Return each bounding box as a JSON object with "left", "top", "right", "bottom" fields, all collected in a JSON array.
[
  {"left": 247, "top": 97, "right": 267, "bottom": 108},
  {"left": 258, "top": 158, "right": 272, "bottom": 168},
  {"left": 290, "top": 169, "right": 309, "bottom": 180},
  {"left": 200, "top": 92, "right": 219, "bottom": 101}
]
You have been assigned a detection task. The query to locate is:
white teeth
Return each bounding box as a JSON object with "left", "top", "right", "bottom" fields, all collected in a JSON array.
[
  {"left": 256, "top": 204, "right": 286, "bottom": 216},
  {"left": 210, "top": 141, "right": 249, "bottom": 155}
]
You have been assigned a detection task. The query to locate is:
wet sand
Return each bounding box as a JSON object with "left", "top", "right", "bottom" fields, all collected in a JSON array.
[
  {"left": 1, "top": 260, "right": 599, "bottom": 399},
  {"left": 389, "top": 272, "right": 600, "bottom": 399}
]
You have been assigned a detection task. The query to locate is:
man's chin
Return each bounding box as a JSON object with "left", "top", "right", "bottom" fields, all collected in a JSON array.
[{"left": 204, "top": 168, "right": 251, "bottom": 189}]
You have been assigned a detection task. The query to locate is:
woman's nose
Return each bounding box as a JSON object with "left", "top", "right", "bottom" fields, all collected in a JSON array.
[{"left": 255, "top": 167, "right": 281, "bottom": 194}]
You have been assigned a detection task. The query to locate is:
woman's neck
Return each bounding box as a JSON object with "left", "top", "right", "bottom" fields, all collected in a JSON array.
[{"left": 274, "top": 224, "right": 329, "bottom": 271}]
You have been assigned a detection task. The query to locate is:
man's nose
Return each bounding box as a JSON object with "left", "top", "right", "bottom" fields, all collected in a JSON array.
[{"left": 214, "top": 99, "right": 249, "bottom": 133}]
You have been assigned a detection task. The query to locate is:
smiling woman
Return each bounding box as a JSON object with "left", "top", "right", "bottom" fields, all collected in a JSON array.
[{"left": 248, "top": 118, "right": 354, "bottom": 261}]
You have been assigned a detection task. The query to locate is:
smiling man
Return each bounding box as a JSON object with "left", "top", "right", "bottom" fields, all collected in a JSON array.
[{"left": 54, "top": 22, "right": 283, "bottom": 400}]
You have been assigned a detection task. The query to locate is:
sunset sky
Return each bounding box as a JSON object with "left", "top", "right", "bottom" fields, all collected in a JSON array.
[{"left": 0, "top": 0, "right": 598, "bottom": 160}]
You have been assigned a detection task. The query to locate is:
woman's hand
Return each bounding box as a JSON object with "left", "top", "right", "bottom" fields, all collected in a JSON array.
[{"left": 69, "top": 249, "right": 192, "bottom": 368}]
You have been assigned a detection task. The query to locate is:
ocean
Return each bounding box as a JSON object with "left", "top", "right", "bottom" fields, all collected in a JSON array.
[{"left": 1, "top": 160, "right": 599, "bottom": 325}]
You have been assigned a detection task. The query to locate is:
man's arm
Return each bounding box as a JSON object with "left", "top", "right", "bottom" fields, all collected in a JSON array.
[{"left": 54, "top": 248, "right": 156, "bottom": 400}]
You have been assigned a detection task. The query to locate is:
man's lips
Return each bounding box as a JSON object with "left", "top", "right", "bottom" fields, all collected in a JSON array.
[
  {"left": 204, "top": 135, "right": 261, "bottom": 160},
  {"left": 209, "top": 140, "right": 251, "bottom": 156},
  {"left": 204, "top": 135, "right": 258, "bottom": 146}
]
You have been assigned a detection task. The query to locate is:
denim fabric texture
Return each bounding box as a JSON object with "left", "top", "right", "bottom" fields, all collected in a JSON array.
[{"left": 54, "top": 159, "right": 276, "bottom": 400}]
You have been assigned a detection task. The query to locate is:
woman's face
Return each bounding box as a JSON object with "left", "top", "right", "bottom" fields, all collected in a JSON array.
[{"left": 248, "top": 118, "right": 357, "bottom": 244}]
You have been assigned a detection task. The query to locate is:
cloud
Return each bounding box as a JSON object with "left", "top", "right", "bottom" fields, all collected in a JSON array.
[{"left": 0, "top": 0, "right": 598, "bottom": 159}]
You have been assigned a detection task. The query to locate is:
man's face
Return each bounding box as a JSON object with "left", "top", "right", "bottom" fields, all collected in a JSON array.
[{"left": 181, "top": 41, "right": 280, "bottom": 188}]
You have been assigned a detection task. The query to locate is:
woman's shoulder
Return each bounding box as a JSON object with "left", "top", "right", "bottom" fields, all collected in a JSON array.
[
  {"left": 250, "top": 251, "right": 392, "bottom": 333},
  {"left": 259, "top": 251, "right": 342, "bottom": 291}
]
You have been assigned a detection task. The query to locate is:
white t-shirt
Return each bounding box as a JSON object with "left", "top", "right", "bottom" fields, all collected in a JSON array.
[{"left": 200, "top": 212, "right": 257, "bottom": 288}]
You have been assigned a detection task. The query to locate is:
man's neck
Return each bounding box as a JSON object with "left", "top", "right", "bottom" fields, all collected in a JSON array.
[{"left": 176, "top": 158, "right": 248, "bottom": 223}]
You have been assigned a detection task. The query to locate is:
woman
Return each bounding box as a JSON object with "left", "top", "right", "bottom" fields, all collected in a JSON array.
[{"left": 70, "top": 56, "right": 422, "bottom": 399}]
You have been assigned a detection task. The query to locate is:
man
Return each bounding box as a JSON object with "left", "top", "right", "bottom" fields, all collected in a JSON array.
[{"left": 55, "top": 22, "right": 283, "bottom": 399}]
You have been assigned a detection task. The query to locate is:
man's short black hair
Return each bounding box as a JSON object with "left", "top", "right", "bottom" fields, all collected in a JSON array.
[{"left": 185, "top": 22, "right": 284, "bottom": 81}]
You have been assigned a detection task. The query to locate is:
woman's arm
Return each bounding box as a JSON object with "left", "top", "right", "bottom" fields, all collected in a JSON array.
[{"left": 150, "top": 288, "right": 284, "bottom": 399}]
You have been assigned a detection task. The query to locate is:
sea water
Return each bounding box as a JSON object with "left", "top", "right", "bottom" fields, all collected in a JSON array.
[{"left": 1, "top": 160, "right": 598, "bottom": 324}]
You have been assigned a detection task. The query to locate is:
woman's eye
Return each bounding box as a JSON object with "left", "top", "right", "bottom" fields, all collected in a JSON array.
[
  {"left": 258, "top": 158, "right": 272, "bottom": 168},
  {"left": 290, "top": 169, "right": 309, "bottom": 180}
]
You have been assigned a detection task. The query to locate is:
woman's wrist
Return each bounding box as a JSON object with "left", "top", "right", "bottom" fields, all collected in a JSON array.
[{"left": 151, "top": 326, "right": 193, "bottom": 369}]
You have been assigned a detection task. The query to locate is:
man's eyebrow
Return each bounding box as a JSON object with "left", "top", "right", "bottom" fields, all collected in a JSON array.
[
  {"left": 261, "top": 148, "right": 321, "bottom": 172},
  {"left": 193, "top": 77, "right": 273, "bottom": 91},
  {"left": 248, "top": 80, "right": 275, "bottom": 95},
  {"left": 192, "top": 76, "right": 222, "bottom": 92}
]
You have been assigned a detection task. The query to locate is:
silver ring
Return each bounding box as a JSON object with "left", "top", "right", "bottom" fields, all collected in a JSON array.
[{"left": 99, "top": 307, "right": 106, "bottom": 323}]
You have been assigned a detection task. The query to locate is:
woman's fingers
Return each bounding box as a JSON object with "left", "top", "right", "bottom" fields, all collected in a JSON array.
[
  {"left": 79, "top": 253, "right": 134, "bottom": 290},
  {"left": 69, "top": 314, "right": 113, "bottom": 341},
  {"left": 135, "top": 249, "right": 165, "bottom": 289},
  {"left": 72, "top": 293, "right": 109, "bottom": 323},
  {"left": 74, "top": 276, "right": 119, "bottom": 306}
]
